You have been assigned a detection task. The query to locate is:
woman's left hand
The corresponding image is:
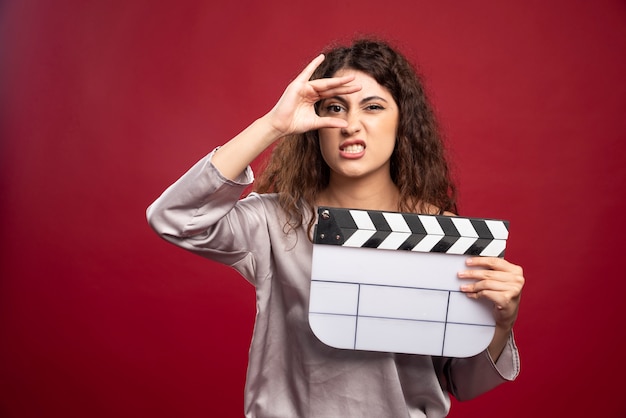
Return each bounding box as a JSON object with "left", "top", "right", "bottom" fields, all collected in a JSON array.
[{"left": 458, "top": 257, "right": 525, "bottom": 329}]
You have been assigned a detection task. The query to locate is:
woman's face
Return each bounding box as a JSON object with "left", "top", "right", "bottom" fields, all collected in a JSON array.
[{"left": 318, "top": 69, "right": 399, "bottom": 183}]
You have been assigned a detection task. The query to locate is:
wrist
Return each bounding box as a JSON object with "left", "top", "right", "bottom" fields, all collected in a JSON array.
[
  {"left": 496, "top": 320, "right": 514, "bottom": 331},
  {"left": 243, "top": 114, "right": 285, "bottom": 150}
]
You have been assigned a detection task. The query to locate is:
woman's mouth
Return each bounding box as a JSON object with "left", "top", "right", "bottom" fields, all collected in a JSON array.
[
  {"left": 341, "top": 144, "right": 365, "bottom": 154},
  {"left": 339, "top": 141, "right": 366, "bottom": 159}
]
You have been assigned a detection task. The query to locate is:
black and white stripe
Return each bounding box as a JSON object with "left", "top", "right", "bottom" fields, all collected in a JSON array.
[{"left": 314, "top": 207, "right": 509, "bottom": 258}]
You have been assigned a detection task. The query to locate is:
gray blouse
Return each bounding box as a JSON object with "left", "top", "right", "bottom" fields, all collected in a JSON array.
[{"left": 146, "top": 151, "right": 520, "bottom": 418}]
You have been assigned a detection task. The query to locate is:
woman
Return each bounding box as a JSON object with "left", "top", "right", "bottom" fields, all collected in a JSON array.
[{"left": 147, "top": 38, "right": 524, "bottom": 417}]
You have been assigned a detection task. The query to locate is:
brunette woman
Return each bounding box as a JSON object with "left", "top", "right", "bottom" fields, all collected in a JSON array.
[{"left": 147, "top": 38, "right": 524, "bottom": 418}]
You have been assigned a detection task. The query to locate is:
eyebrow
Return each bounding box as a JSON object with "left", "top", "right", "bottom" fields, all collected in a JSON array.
[{"left": 326, "top": 95, "right": 389, "bottom": 105}]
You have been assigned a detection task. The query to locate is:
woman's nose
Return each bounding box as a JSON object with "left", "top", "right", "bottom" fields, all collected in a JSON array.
[{"left": 340, "top": 112, "right": 362, "bottom": 136}]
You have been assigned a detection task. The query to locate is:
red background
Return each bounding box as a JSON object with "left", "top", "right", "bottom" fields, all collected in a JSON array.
[{"left": 2, "top": 1, "right": 625, "bottom": 417}]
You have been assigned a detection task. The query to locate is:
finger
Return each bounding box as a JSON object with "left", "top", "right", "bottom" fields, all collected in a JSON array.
[
  {"left": 466, "top": 257, "right": 523, "bottom": 274},
  {"left": 309, "top": 74, "right": 357, "bottom": 91},
  {"left": 459, "top": 272, "right": 525, "bottom": 300},
  {"left": 462, "top": 271, "right": 524, "bottom": 297},
  {"left": 458, "top": 267, "right": 507, "bottom": 282},
  {"left": 461, "top": 272, "right": 523, "bottom": 310},
  {"left": 466, "top": 287, "right": 520, "bottom": 310},
  {"left": 296, "top": 54, "right": 326, "bottom": 82},
  {"left": 312, "top": 116, "right": 349, "bottom": 130},
  {"left": 315, "top": 83, "right": 362, "bottom": 99},
  {"left": 460, "top": 278, "right": 514, "bottom": 294}
]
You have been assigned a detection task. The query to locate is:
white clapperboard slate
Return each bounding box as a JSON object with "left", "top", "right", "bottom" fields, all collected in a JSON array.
[{"left": 309, "top": 207, "right": 509, "bottom": 358}]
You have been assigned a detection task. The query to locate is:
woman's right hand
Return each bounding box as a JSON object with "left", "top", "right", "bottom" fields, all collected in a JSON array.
[
  {"left": 266, "top": 54, "right": 362, "bottom": 137},
  {"left": 211, "top": 54, "right": 361, "bottom": 181}
]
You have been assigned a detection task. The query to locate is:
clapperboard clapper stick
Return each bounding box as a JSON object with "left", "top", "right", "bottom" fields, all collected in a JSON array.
[{"left": 309, "top": 206, "right": 510, "bottom": 358}]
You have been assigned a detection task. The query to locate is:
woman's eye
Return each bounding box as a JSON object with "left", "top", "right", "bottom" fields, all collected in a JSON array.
[
  {"left": 365, "top": 104, "right": 384, "bottom": 111},
  {"left": 326, "top": 104, "right": 343, "bottom": 113}
]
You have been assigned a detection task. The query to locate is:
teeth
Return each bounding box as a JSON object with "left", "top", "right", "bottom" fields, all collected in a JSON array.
[{"left": 342, "top": 144, "right": 364, "bottom": 153}]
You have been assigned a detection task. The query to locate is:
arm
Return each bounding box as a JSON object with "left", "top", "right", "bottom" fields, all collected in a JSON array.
[
  {"left": 440, "top": 332, "right": 520, "bottom": 401},
  {"left": 146, "top": 150, "right": 262, "bottom": 271},
  {"left": 458, "top": 257, "right": 524, "bottom": 361},
  {"left": 440, "top": 211, "right": 523, "bottom": 361},
  {"left": 146, "top": 55, "right": 360, "bottom": 274},
  {"left": 211, "top": 54, "right": 360, "bottom": 181},
  {"left": 438, "top": 257, "right": 524, "bottom": 400}
]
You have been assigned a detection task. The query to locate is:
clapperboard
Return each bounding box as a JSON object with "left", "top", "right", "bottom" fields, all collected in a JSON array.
[{"left": 309, "top": 207, "right": 509, "bottom": 358}]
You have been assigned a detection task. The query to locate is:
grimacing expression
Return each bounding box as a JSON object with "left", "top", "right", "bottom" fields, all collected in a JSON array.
[{"left": 318, "top": 69, "right": 399, "bottom": 182}]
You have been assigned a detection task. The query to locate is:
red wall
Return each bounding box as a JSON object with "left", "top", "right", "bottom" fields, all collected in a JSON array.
[{"left": 2, "top": 1, "right": 625, "bottom": 417}]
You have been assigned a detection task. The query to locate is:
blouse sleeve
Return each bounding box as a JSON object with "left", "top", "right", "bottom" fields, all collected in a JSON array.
[
  {"left": 440, "top": 332, "right": 521, "bottom": 401},
  {"left": 146, "top": 149, "right": 269, "bottom": 284}
]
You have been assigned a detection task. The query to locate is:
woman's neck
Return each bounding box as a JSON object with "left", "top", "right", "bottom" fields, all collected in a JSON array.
[{"left": 317, "top": 176, "right": 400, "bottom": 212}]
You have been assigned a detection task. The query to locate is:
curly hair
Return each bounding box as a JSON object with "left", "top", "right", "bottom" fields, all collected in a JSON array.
[{"left": 254, "top": 38, "right": 457, "bottom": 235}]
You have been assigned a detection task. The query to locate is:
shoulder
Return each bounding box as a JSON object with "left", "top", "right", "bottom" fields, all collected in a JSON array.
[
  {"left": 244, "top": 191, "right": 280, "bottom": 206},
  {"left": 240, "top": 192, "right": 300, "bottom": 226},
  {"left": 240, "top": 192, "right": 282, "bottom": 214}
]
